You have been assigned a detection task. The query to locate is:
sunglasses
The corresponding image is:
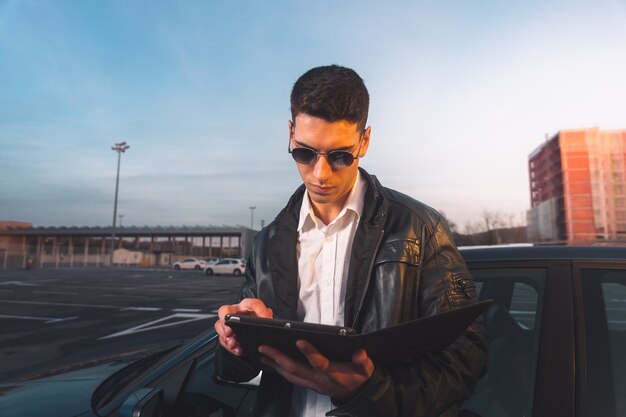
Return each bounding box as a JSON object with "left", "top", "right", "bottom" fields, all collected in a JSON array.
[{"left": 288, "top": 133, "right": 364, "bottom": 170}]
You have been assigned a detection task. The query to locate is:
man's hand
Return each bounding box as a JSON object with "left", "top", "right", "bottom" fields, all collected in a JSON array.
[
  {"left": 214, "top": 298, "right": 273, "bottom": 356},
  {"left": 258, "top": 340, "right": 375, "bottom": 400}
]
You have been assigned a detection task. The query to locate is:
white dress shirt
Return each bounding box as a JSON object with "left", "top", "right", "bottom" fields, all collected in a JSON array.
[{"left": 291, "top": 172, "right": 366, "bottom": 417}]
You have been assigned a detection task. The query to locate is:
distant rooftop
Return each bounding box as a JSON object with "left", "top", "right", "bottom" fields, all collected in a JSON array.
[{"left": 0, "top": 222, "right": 254, "bottom": 236}]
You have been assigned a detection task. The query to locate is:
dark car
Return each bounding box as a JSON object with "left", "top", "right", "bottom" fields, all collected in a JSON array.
[{"left": 1, "top": 246, "right": 625, "bottom": 417}]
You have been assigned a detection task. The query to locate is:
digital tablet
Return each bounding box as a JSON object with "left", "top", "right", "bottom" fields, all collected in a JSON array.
[{"left": 224, "top": 299, "right": 492, "bottom": 366}]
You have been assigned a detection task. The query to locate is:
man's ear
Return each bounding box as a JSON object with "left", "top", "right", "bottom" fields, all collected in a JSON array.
[
  {"left": 359, "top": 126, "right": 372, "bottom": 158},
  {"left": 287, "top": 120, "right": 295, "bottom": 149}
]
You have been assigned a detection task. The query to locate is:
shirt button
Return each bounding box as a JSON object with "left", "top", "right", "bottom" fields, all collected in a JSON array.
[
  {"left": 326, "top": 280, "right": 332, "bottom": 286},
  {"left": 326, "top": 235, "right": 334, "bottom": 242}
]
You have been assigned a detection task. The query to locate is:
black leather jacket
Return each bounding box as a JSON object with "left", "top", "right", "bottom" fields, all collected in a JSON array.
[{"left": 216, "top": 169, "right": 487, "bottom": 417}]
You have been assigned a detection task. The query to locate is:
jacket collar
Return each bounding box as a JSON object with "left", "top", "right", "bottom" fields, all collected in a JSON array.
[
  {"left": 267, "top": 168, "right": 387, "bottom": 323},
  {"left": 266, "top": 184, "right": 304, "bottom": 320},
  {"left": 297, "top": 170, "right": 366, "bottom": 232},
  {"left": 344, "top": 169, "right": 387, "bottom": 327}
]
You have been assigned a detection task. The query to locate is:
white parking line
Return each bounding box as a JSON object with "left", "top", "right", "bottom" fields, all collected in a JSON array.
[
  {"left": 99, "top": 313, "right": 216, "bottom": 340},
  {"left": 124, "top": 306, "right": 163, "bottom": 311},
  {"left": 0, "top": 281, "right": 39, "bottom": 287},
  {"left": 102, "top": 294, "right": 150, "bottom": 299},
  {"left": 33, "top": 291, "right": 79, "bottom": 296},
  {"left": 46, "top": 316, "right": 80, "bottom": 323},
  {"left": 0, "top": 314, "right": 79, "bottom": 324},
  {"left": 0, "top": 299, "right": 124, "bottom": 309},
  {"left": 0, "top": 299, "right": 159, "bottom": 311},
  {"left": 172, "top": 308, "right": 202, "bottom": 313}
]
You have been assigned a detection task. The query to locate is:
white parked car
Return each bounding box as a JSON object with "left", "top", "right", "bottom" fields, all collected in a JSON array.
[
  {"left": 204, "top": 258, "right": 246, "bottom": 276},
  {"left": 172, "top": 258, "right": 207, "bottom": 271}
]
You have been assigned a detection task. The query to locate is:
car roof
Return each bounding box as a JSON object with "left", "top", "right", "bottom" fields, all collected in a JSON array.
[{"left": 460, "top": 245, "right": 626, "bottom": 263}]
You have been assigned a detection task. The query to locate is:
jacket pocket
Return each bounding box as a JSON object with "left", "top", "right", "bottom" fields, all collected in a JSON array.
[
  {"left": 374, "top": 238, "right": 420, "bottom": 266},
  {"left": 373, "top": 238, "right": 421, "bottom": 322}
]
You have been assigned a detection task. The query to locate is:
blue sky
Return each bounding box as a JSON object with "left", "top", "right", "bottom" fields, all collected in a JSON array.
[{"left": 1, "top": 0, "right": 625, "bottom": 230}]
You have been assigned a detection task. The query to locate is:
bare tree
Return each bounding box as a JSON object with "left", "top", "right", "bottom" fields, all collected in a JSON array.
[
  {"left": 480, "top": 208, "right": 503, "bottom": 232},
  {"left": 478, "top": 209, "right": 505, "bottom": 245},
  {"left": 463, "top": 221, "right": 480, "bottom": 235},
  {"left": 505, "top": 212, "right": 517, "bottom": 228},
  {"left": 455, "top": 209, "right": 528, "bottom": 246}
]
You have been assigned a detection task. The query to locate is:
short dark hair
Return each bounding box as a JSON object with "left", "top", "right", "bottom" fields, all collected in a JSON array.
[{"left": 290, "top": 65, "right": 369, "bottom": 131}]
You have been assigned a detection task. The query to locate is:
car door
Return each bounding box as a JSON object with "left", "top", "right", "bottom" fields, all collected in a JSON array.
[
  {"left": 98, "top": 336, "right": 258, "bottom": 417},
  {"left": 182, "top": 259, "right": 195, "bottom": 270},
  {"left": 462, "top": 262, "right": 549, "bottom": 417},
  {"left": 575, "top": 261, "right": 626, "bottom": 417},
  {"left": 463, "top": 257, "right": 582, "bottom": 417},
  {"left": 213, "top": 260, "right": 229, "bottom": 275}
]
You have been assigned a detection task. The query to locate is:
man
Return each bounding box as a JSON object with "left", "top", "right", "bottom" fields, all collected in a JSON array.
[{"left": 214, "top": 65, "right": 486, "bottom": 417}]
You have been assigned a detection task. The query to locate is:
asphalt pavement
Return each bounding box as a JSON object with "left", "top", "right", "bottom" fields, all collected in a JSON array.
[{"left": 0, "top": 267, "right": 244, "bottom": 383}]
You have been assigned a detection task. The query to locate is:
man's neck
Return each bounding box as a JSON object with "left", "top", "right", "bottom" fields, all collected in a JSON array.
[
  {"left": 308, "top": 172, "right": 362, "bottom": 226},
  {"left": 310, "top": 195, "right": 350, "bottom": 226}
]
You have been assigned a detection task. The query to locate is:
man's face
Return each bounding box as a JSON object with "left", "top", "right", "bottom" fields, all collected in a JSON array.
[{"left": 289, "top": 114, "right": 370, "bottom": 213}]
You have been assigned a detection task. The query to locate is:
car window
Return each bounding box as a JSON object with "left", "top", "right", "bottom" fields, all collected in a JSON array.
[
  {"left": 462, "top": 267, "right": 546, "bottom": 417},
  {"left": 176, "top": 346, "right": 257, "bottom": 416},
  {"left": 510, "top": 282, "right": 538, "bottom": 330},
  {"left": 581, "top": 268, "right": 626, "bottom": 417}
]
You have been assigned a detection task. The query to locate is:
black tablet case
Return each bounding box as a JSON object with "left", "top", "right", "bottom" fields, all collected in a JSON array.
[{"left": 225, "top": 299, "right": 491, "bottom": 366}]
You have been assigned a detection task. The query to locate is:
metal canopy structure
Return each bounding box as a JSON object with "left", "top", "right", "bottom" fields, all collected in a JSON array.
[{"left": 0, "top": 224, "right": 257, "bottom": 269}]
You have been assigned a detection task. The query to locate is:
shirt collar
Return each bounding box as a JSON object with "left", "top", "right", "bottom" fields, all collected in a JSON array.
[{"left": 297, "top": 171, "right": 366, "bottom": 232}]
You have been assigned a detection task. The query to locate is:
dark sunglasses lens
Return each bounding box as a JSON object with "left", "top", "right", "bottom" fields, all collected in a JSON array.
[
  {"left": 328, "top": 151, "right": 355, "bottom": 168},
  {"left": 291, "top": 148, "right": 317, "bottom": 165}
]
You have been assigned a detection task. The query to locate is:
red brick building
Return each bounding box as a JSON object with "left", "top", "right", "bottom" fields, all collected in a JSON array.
[{"left": 528, "top": 128, "right": 626, "bottom": 242}]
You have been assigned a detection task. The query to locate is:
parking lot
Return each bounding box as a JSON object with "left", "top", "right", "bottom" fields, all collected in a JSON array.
[{"left": 0, "top": 267, "right": 244, "bottom": 383}]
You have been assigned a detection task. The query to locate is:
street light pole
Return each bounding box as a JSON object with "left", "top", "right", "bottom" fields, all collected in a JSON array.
[
  {"left": 111, "top": 141, "right": 129, "bottom": 266},
  {"left": 249, "top": 206, "right": 256, "bottom": 230}
]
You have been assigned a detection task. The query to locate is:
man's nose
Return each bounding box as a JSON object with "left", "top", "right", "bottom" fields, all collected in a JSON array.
[{"left": 313, "top": 154, "right": 333, "bottom": 182}]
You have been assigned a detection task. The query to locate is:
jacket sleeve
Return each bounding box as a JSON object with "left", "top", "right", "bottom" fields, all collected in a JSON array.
[
  {"left": 214, "top": 250, "right": 263, "bottom": 383},
  {"left": 328, "top": 218, "right": 487, "bottom": 417}
]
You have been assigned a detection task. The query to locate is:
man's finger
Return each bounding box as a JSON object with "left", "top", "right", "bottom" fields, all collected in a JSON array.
[
  {"left": 258, "top": 345, "right": 307, "bottom": 375},
  {"left": 351, "top": 348, "right": 367, "bottom": 365},
  {"left": 351, "top": 348, "right": 375, "bottom": 376},
  {"left": 214, "top": 318, "right": 234, "bottom": 339},
  {"left": 296, "top": 339, "right": 330, "bottom": 372},
  {"left": 219, "top": 299, "right": 269, "bottom": 321},
  {"left": 239, "top": 298, "right": 273, "bottom": 317},
  {"left": 259, "top": 356, "right": 318, "bottom": 391}
]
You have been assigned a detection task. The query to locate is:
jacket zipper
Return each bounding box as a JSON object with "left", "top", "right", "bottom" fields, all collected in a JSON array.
[
  {"left": 457, "top": 278, "right": 473, "bottom": 299},
  {"left": 351, "top": 227, "right": 385, "bottom": 328}
]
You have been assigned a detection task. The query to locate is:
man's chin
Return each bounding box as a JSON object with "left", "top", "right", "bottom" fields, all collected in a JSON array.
[{"left": 308, "top": 194, "right": 333, "bottom": 205}]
